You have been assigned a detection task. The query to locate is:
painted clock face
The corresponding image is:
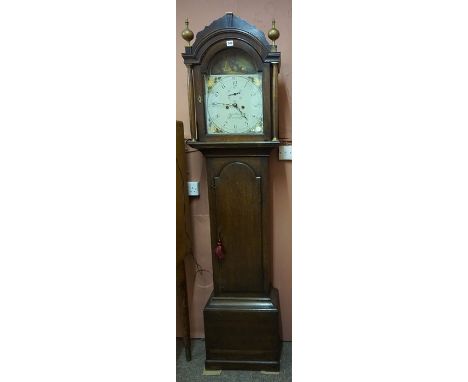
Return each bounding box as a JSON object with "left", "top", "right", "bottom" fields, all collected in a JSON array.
[{"left": 204, "top": 74, "right": 263, "bottom": 135}]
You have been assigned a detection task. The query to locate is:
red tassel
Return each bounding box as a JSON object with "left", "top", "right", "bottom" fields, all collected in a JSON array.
[{"left": 214, "top": 239, "right": 224, "bottom": 260}]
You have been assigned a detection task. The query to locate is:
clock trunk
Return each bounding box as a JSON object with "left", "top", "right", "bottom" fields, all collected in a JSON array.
[{"left": 189, "top": 142, "right": 281, "bottom": 370}]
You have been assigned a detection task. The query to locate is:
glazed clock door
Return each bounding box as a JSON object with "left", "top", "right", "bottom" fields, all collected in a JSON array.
[
  {"left": 212, "top": 161, "right": 264, "bottom": 294},
  {"left": 191, "top": 41, "right": 273, "bottom": 142}
]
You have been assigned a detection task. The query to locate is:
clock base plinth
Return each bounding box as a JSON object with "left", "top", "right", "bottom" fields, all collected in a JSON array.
[{"left": 203, "top": 288, "right": 281, "bottom": 371}]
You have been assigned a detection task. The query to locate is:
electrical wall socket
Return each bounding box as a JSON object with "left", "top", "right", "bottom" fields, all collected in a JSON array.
[
  {"left": 187, "top": 181, "right": 200, "bottom": 196},
  {"left": 279, "top": 144, "right": 292, "bottom": 160}
]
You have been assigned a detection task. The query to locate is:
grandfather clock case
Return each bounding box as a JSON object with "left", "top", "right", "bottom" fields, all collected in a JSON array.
[{"left": 181, "top": 13, "right": 282, "bottom": 371}]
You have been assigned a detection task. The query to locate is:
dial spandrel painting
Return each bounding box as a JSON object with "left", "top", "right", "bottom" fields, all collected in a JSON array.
[{"left": 204, "top": 73, "right": 263, "bottom": 135}]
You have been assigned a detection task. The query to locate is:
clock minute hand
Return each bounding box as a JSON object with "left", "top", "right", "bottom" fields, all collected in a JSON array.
[{"left": 231, "top": 103, "right": 248, "bottom": 121}]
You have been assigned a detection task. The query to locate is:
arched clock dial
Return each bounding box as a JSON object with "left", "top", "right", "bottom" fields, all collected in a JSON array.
[{"left": 205, "top": 74, "right": 263, "bottom": 135}]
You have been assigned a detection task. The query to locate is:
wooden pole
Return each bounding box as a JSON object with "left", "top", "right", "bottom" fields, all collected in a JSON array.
[
  {"left": 186, "top": 65, "right": 197, "bottom": 141},
  {"left": 271, "top": 62, "right": 279, "bottom": 141}
]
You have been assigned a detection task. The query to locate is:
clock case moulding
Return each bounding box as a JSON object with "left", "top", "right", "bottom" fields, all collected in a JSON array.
[{"left": 182, "top": 13, "right": 282, "bottom": 371}]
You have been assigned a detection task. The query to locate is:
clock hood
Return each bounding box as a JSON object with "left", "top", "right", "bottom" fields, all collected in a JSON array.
[{"left": 182, "top": 13, "right": 280, "bottom": 67}]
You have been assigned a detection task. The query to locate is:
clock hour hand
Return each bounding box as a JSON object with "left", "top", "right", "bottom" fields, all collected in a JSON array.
[{"left": 228, "top": 92, "right": 240, "bottom": 96}]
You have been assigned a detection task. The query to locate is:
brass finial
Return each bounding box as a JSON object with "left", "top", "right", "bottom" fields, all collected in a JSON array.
[
  {"left": 268, "top": 19, "right": 280, "bottom": 52},
  {"left": 181, "top": 18, "right": 194, "bottom": 46}
]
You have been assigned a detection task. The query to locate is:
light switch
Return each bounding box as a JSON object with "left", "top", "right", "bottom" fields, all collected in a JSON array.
[
  {"left": 187, "top": 181, "right": 200, "bottom": 196},
  {"left": 279, "top": 145, "right": 292, "bottom": 160}
]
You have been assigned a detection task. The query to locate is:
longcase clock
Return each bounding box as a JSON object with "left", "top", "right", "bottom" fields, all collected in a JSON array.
[{"left": 181, "top": 12, "right": 282, "bottom": 371}]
